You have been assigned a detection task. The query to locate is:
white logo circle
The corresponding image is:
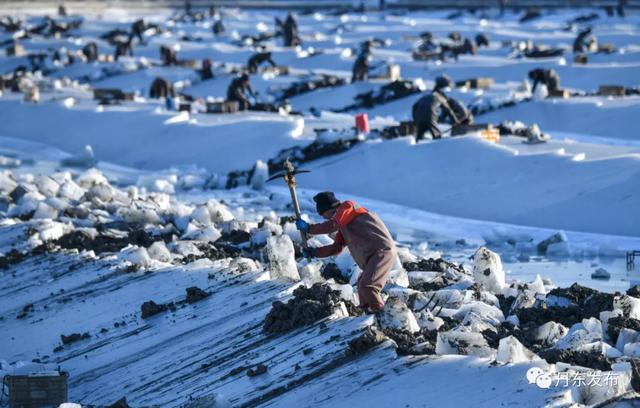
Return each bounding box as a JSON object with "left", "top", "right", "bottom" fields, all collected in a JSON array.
[
  {"left": 536, "top": 373, "right": 552, "bottom": 389},
  {"left": 526, "top": 367, "right": 544, "bottom": 384}
]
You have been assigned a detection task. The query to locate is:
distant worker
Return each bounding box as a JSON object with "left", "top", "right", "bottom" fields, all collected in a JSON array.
[
  {"left": 528, "top": 68, "right": 560, "bottom": 94},
  {"left": 114, "top": 39, "right": 133, "bottom": 61},
  {"left": 412, "top": 75, "right": 459, "bottom": 140},
  {"left": 131, "top": 19, "right": 146, "bottom": 44},
  {"left": 82, "top": 42, "right": 98, "bottom": 62},
  {"left": 296, "top": 192, "right": 397, "bottom": 314},
  {"left": 282, "top": 12, "right": 301, "bottom": 47},
  {"left": 226, "top": 73, "right": 256, "bottom": 110},
  {"left": 200, "top": 58, "right": 213, "bottom": 80},
  {"left": 149, "top": 76, "right": 175, "bottom": 99},
  {"left": 212, "top": 18, "right": 225, "bottom": 35},
  {"left": 160, "top": 45, "right": 178, "bottom": 66},
  {"left": 475, "top": 33, "right": 489, "bottom": 48},
  {"left": 351, "top": 41, "right": 372, "bottom": 82},
  {"left": 247, "top": 50, "right": 277, "bottom": 73},
  {"left": 573, "top": 28, "right": 596, "bottom": 53}
]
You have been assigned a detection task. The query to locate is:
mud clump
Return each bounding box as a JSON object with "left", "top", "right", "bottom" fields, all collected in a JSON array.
[
  {"left": 516, "top": 305, "right": 584, "bottom": 329},
  {"left": 607, "top": 316, "right": 640, "bottom": 344},
  {"left": 0, "top": 249, "right": 26, "bottom": 269},
  {"left": 107, "top": 397, "right": 131, "bottom": 408},
  {"left": 547, "top": 283, "right": 615, "bottom": 319},
  {"left": 383, "top": 328, "right": 435, "bottom": 356},
  {"left": 627, "top": 285, "right": 640, "bottom": 298},
  {"left": 246, "top": 363, "right": 268, "bottom": 377},
  {"left": 217, "top": 230, "right": 251, "bottom": 245},
  {"left": 403, "top": 257, "right": 464, "bottom": 274},
  {"left": 321, "top": 262, "right": 349, "bottom": 284},
  {"left": 186, "top": 286, "right": 209, "bottom": 303},
  {"left": 539, "top": 348, "right": 613, "bottom": 371},
  {"left": 348, "top": 326, "right": 386, "bottom": 355},
  {"left": 54, "top": 229, "right": 160, "bottom": 254},
  {"left": 182, "top": 242, "right": 241, "bottom": 264},
  {"left": 263, "top": 284, "right": 344, "bottom": 333},
  {"left": 141, "top": 300, "right": 175, "bottom": 318},
  {"left": 16, "top": 303, "right": 34, "bottom": 319},
  {"left": 60, "top": 332, "right": 90, "bottom": 345}
]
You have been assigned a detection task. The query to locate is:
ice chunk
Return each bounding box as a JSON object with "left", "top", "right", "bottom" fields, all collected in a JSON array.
[
  {"left": 535, "top": 321, "right": 568, "bottom": 347},
  {"left": 387, "top": 254, "right": 409, "bottom": 287},
  {"left": 453, "top": 301, "right": 504, "bottom": 326},
  {"left": 206, "top": 200, "right": 234, "bottom": 223},
  {"left": 33, "top": 202, "right": 58, "bottom": 219},
  {"left": 472, "top": 247, "right": 505, "bottom": 293},
  {"left": 616, "top": 328, "right": 639, "bottom": 352},
  {"left": 183, "top": 225, "right": 222, "bottom": 242},
  {"left": 266, "top": 235, "right": 300, "bottom": 281},
  {"left": 298, "top": 261, "right": 324, "bottom": 284},
  {"left": 0, "top": 171, "right": 17, "bottom": 193},
  {"left": 555, "top": 317, "right": 602, "bottom": 350},
  {"left": 119, "top": 208, "right": 162, "bottom": 225},
  {"left": 573, "top": 370, "right": 630, "bottom": 405},
  {"left": 614, "top": 295, "right": 640, "bottom": 319},
  {"left": 191, "top": 205, "right": 212, "bottom": 226},
  {"left": 251, "top": 220, "right": 283, "bottom": 246},
  {"left": 496, "top": 336, "right": 538, "bottom": 364},
  {"left": 415, "top": 309, "right": 444, "bottom": 331},
  {"left": 76, "top": 168, "right": 108, "bottom": 187},
  {"left": 58, "top": 180, "right": 85, "bottom": 201},
  {"left": 61, "top": 145, "right": 96, "bottom": 168},
  {"left": 250, "top": 160, "right": 268, "bottom": 191},
  {"left": 122, "top": 246, "right": 151, "bottom": 268},
  {"left": 35, "top": 176, "right": 60, "bottom": 198},
  {"left": 436, "top": 331, "right": 494, "bottom": 358},
  {"left": 537, "top": 232, "right": 567, "bottom": 255},
  {"left": 148, "top": 241, "right": 171, "bottom": 262},
  {"left": 377, "top": 296, "right": 420, "bottom": 333}
]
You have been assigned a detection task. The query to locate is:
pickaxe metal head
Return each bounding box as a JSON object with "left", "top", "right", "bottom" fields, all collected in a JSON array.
[{"left": 267, "top": 159, "right": 310, "bottom": 186}]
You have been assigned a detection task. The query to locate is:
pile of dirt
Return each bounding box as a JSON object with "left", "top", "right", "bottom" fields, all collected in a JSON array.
[
  {"left": 348, "top": 326, "right": 386, "bottom": 355},
  {"left": 515, "top": 304, "right": 584, "bottom": 329},
  {"left": 337, "top": 80, "right": 421, "bottom": 112},
  {"left": 0, "top": 248, "right": 25, "bottom": 269},
  {"left": 278, "top": 75, "right": 345, "bottom": 101},
  {"left": 140, "top": 300, "right": 176, "bottom": 319},
  {"left": 181, "top": 242, "right": 241, "bottom": 264},
  {"left": 60, "top": 332, "right": 90, "bottom": 345},
  {"left": 217, "top": 229, "right": 251, "bottom": 245},
  {"left": 263, "top": 284, "right": 346, "bottom": 333},
  {"left": 246, "top": 363, "right": 268, "bottom": 377},
  {"left": 382, "top": 327, "right": 435, "bottom": 356},
  {"left": 547, "top": 283, "right": 615, "bottom": 319},
  {"left": 268, "top": 138, "right": 361, "bottom": 173},
  {"left": 320, "top": 263, "right": 349, "bottom": 284},
  {"left": 607, "top": 316, "right": 640, "bottom": 344},
  {"left": 539, "top": 348, "right": 613, "bottom": 371},
  {"left": 186, "top": 286, "right": 209, "bottom": 303},
  {"left": 403, "top": 257, "right": 464, "bottom": 273},
  {"left": 54, "top": 229, "right": 163, "bottom": 254}
]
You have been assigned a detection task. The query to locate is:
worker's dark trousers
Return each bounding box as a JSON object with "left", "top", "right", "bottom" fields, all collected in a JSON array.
[
  {"left": 415, "top": 121, "right": 441, "bottom": 140},
  {"left": 357, "top": 249, "right": 395, "bottom": 311}
]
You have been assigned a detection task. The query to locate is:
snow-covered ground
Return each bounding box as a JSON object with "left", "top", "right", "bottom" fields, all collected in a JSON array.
[{"left": 0, "top": 5, "right": 639, "bottom": 408}]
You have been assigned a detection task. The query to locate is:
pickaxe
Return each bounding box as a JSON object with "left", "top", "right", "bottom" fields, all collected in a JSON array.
[{"left": 267, "top": 159, "right": 310, "bottom": 248}]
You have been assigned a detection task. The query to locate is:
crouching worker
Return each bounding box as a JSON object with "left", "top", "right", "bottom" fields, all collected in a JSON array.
[{"left": 296, "top": 192, "right": 397, "bottom": 314}]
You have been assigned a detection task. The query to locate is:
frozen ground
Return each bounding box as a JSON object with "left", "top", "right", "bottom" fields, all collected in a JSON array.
[{"left": 0, "top": 4, "right": 639, "bottom": 408}]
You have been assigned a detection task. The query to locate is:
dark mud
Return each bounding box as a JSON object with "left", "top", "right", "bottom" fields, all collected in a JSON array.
[
  {"left": 140, "top": 300, "right": 176, "bottom": 319},
  {"left": 539, "top": 348, "right": 613, "bottom": 371},
  {"left": 246, "top": 363, "right": 268, "bottom": 377},
  {"left": 60, "top": 332, "right": 90, "bottom": 345},
  {"left": 607, "top": 316, "right": 640, "bottom": 344},
  {"left": 186, "top": 286, "right": 209, "bottom": 303},
  {"left": 263, "top": 284, "right": 348, "bottom": 333},
  {"left": 348, "top": 326, "right": 386, "bottom": 355},
  {"left": 54, "top": 229, "right": 169, "bottom": 255},
  {"left": 320, "top": 262, "right": 349, "bottom": 284}
]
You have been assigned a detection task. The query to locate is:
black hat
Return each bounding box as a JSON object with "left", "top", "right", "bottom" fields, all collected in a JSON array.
[
  {"left": 241, "top": 73, "right": 250, "bottom": 81},
  {"left": 434, "top": 75, "right": 452, "bottom": 90},
  {"left": 313, "top": 191, "right": 340, "bottom": 215}
]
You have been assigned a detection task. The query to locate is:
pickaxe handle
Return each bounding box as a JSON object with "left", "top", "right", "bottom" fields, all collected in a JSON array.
[{"left": 287, "top": 181, "right": 309, "bottom": 248}]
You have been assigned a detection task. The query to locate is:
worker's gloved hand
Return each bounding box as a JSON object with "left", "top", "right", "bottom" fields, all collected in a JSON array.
[
  {"left": 296, "top": 218, "right": 310, "bottom": 232},
  {"left": 302, "top": 247, "right": 316, "bottom": 259}
]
